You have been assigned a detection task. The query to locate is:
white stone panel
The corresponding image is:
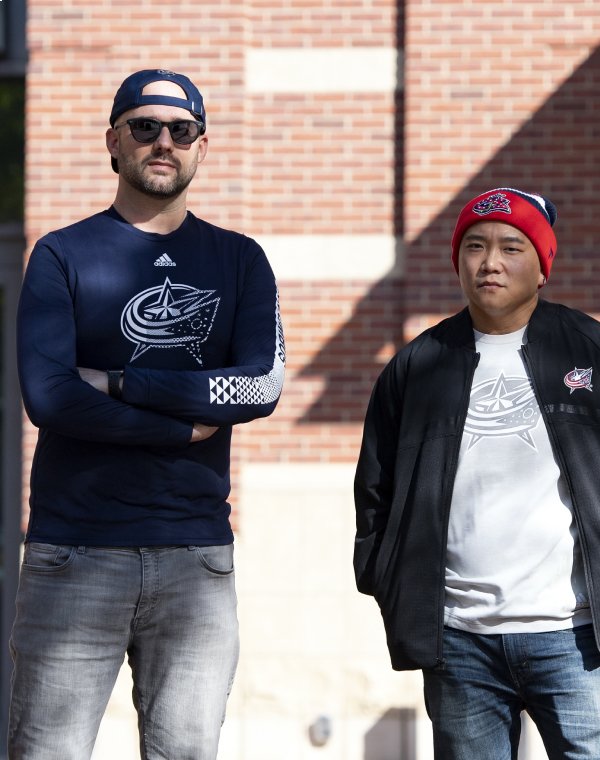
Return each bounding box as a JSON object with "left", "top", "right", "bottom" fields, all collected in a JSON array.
[
  {"left": 258, "top": 234, "right": 402, "bottom": 281},
  {"left": 226, "top": 462, "right": 427, "bottom": 760},
  {"left": 246, "top": 48, "right": 400, "bottom": 94}
]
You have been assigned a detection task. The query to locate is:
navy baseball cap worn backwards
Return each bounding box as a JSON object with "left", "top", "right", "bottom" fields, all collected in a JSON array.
[{"left": 110, "top": 69, "right": 206, "bottom": 127}]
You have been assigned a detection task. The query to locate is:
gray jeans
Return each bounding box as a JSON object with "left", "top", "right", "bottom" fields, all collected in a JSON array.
[{"left": 9, "top": 543, "right": 239, "bottom": 760}]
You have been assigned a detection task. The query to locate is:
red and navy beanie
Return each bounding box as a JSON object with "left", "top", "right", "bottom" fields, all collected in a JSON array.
[{"left": 451, "top": 188, "right": 558, "bottom": 280}]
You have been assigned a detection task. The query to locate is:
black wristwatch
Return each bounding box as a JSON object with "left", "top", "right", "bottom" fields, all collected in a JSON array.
[{"left": 107, "top": 370, "right": 123, "bottom": 400}]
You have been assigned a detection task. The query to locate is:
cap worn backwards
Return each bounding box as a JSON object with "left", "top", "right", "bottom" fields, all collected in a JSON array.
[
  {"left": 110, "top": 69, "right": 206, "bottom": 127},
  {"left": 450, "top": 188, "right": 558, "bottom": 280},
  {"left": 109, "top": 69, "right": 207, "bottom": 174}
]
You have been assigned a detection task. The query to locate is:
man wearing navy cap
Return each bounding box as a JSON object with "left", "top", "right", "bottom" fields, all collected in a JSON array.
[
  {"left": 9, "top": 70, "right": 285, "bottom": 759},
  {"left": 354, "top": 189, "right": 600, "bottom": 758}
]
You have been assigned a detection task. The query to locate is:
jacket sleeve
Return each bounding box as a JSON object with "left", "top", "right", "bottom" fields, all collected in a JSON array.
[
  {"left": 354, "top": 357, "right": 403, "bottom": 596},
  {"left": 17, "top": 239, "right": 193, "bottom": 447},
  {"left": 121, "top": 247, "right": 285, "bottom": 426}
]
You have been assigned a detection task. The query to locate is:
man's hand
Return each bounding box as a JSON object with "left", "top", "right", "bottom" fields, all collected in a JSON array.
[
  {"left": 77, "top": 367, "right": 109, "bottom": 394},
  {"left": 190, "top": 423, "right": 218, "bottom": 442}
]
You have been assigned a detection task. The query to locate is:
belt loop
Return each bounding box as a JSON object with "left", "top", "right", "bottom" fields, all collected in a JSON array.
[{"left": 77, "top": 546, "right": 86, "bottom": 555}]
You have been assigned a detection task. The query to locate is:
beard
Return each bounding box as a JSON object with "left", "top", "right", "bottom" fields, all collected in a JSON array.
[{"left": 118, "top": 153, "right": 197, "bottom": 199}]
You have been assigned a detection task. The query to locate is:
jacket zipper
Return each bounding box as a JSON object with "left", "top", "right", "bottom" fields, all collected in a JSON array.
[{"left": 435, "top": 350, "right": 480, "bottom": 666}]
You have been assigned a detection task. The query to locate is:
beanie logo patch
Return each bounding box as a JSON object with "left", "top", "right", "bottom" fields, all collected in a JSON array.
[
  {"left": 472, "top": 192, "right": 511, "bottom": 217},
  {"left": 563, "top": 367, "right": 593, "bottom": 394}
]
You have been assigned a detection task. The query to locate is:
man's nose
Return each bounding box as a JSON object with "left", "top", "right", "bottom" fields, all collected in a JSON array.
[
  {"left": 153, "top": 125, "right": 175, "bottom": 150},
  {"left": 481, "top": 247, "right": 502, "bottom": 270}
]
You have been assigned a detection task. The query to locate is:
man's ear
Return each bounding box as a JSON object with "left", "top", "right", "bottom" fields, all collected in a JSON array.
[
  {"left": 197, "top": 136, "right": 208, "bottom": 165},
  {"left": 106, "top": 127, "right": 119, "bottom": 159}
]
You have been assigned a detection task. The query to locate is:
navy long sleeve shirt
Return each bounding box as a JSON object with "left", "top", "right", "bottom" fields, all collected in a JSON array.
[{"left": 18, "top": 207, "right": 285, "bottom": 545}]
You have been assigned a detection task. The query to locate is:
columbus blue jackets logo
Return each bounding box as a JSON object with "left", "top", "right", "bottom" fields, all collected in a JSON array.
[
  {"left": 121, "top": 278, "right": 219, "bottom": 365},
  {"left": 464, "top": 373, "right": 540, "bottom": 450},
  {"left": 472, "top": 192, "right": 511, "bottom": 217},
  {"left": 563, "top": 367, "right": 593, "bottom": 394}
]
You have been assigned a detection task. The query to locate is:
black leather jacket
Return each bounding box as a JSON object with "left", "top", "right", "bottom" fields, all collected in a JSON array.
[{"left": 354, "top": 299, "right": 600, "bottom": 670}]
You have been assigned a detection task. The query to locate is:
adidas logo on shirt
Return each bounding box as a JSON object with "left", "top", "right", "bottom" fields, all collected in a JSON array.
[{"left": 154, "top": 253, "right": 176, "bottom": 266}]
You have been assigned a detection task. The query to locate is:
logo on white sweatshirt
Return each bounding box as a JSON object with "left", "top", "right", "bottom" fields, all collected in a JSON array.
[{"left": 464, "top": 373, "right": 541, "bottom": 450}]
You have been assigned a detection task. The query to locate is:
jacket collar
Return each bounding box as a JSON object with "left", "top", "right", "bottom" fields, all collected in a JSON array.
[
  {"left": 435, "top": 299, "right": 557, "bottom": 350},
  {"left": 433, "top": 307, "right": 476, "bottom": 350},
  {"left": 526, "top": 298, "right": 556, "bottom": 343}
]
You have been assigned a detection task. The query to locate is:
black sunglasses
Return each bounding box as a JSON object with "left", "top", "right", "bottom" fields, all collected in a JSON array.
[{"left": 115, "top": 117, "right": 206, "bottom": 145}]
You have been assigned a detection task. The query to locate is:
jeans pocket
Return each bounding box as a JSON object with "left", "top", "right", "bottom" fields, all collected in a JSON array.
[
  {"left": 193, "top": 544, "right": 235, "bottom": 576},
  {"left": 22, "top": 542, "right": 77, "bottom": 572}
]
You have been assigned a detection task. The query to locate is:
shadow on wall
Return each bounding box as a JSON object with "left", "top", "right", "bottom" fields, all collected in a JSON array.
[
  {"left": 364, "top": 708, "right": 417, "bottom": 760},
  {"left": 299, "top": 45, "right": 600, "bottom": 424}
]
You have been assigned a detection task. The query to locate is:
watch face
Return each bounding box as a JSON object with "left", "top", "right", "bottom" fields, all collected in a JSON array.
[{"left": 107, "top": 370, "right": 123, "bottom": 399}]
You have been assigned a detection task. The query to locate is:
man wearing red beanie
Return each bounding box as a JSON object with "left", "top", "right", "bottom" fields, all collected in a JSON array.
[{"left": 354, "top": 188, "right": 600, "bottom": 758}]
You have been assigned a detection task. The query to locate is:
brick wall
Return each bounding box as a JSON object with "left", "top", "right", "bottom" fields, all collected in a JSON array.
[{"left": 23, "top": 1, "right": 600, "bottom": 526}]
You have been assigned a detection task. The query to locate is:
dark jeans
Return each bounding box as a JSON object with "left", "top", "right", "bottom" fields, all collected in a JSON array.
[{"left": 423, "top": 625, "right": 600, "bottom": 760}]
